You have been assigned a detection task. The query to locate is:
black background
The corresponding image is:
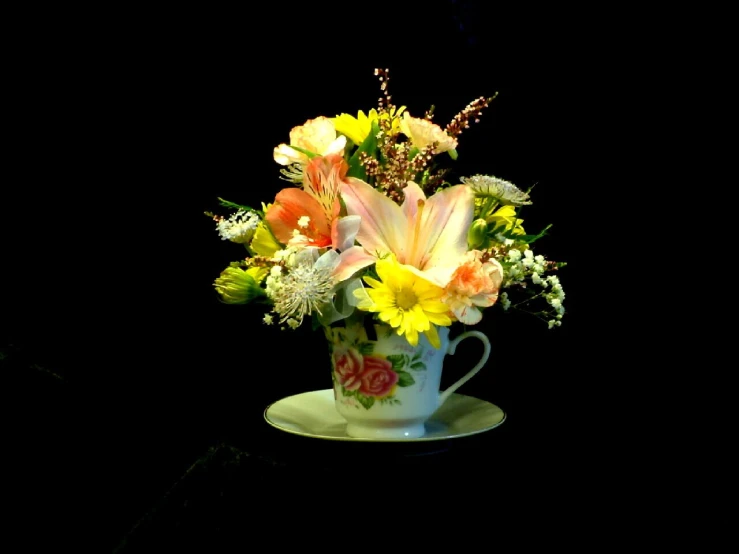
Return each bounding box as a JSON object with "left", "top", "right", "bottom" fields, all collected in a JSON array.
[{"left": 3, "top": 1, "right": 611, "bottom": 550}]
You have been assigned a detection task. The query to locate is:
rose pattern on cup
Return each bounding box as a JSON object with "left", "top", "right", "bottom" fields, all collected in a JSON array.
[
  {"left": 357, "top": 356, "right": 398, "bottom": 397},
  {"left": 328, "top": 329, "right": 428, "bottom": 410},
  {"left": 333, "top": 346, "right": 364, "bottom": 391}
]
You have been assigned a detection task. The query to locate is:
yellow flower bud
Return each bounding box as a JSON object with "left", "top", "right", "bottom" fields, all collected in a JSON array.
[
  {"left": 467, "top": 218, "right": 490, "bottom": 249},
  {"left": 214, "top": 266, "right": 266, "bottom": 304}
]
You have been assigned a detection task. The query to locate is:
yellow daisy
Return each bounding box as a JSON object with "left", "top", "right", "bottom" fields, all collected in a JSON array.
[
  {"left": 332, "top": 106, "right": 406, "bottom": 145},
  {"left": 354, "top": 255, "right": 452, "bottom": 349}
]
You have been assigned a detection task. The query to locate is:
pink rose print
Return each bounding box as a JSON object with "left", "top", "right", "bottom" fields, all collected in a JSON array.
[
  {"left": 333, "top": 347, "right": 364, "bottom": 391},
  {"left": 358, "top": 356, "right": 399, "bottom": 397}
]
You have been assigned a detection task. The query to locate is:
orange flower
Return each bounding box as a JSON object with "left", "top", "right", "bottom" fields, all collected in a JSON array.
[
  {"left": 265, "top": 188, "right": 333, "bottom": 248},
  {"left": 442, "top": 250, "right": 503, "bottom": 325},
  {"left": 266, "top": 155, "right": 357, "bottom": 250},
  {"left": 303, "top": 154, "right": 347, "bottom": 228}
]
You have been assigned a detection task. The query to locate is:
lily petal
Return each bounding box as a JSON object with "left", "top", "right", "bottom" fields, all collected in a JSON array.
[
  {"left": 332, "top": 215, "right": 362, "bottom": 252},
  {"left": 340, "top": 178, "right": 474, "bottom": 287},
  {"left": 401, "top": 181, "right": 426, "bottom": 222},
  {"left": 333, "top": 245, "right": 377, "bottom": 282},
  {"left": 340, "top": 177, "right": 406, "bottom": 259},
  {"left": 410, "top": 184, "right": 474, "bottom": 275}
]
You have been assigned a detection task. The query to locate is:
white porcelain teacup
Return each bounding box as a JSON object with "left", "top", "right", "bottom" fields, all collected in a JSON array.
[{"left": 325, "top": 320, "right": 491, "bottom": 439}]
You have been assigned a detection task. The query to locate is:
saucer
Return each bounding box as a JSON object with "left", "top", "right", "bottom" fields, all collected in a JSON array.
[{"left": 263, "top": 389, "right": 505, "bottom": 442}]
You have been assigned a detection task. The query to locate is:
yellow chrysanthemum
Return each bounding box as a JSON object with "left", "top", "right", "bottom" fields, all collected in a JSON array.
[
  {"left": 353, "top": 255, "right": 452, "bottom": 349},
  {"left": 332, "top": 106, "right": 406, "bottom": 145}
]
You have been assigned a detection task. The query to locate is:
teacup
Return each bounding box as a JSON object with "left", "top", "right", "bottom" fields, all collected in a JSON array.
[{"left": 325, "top": 320, "right": 491, "bottom": 439}]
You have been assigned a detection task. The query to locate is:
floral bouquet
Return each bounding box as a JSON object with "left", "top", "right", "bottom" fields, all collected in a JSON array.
[{"left": 207, "top": 69, "right": 566, "bottom": 351}]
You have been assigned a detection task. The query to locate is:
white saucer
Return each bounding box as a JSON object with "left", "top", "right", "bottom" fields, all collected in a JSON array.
[{"left": 264, "top": 389, "right": 505, "bottom": 442}]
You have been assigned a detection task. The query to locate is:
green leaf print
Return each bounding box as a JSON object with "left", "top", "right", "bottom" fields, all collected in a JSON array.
[
  {"left": 396, "top": 370, "right": 415, "bottom": 387},
  {"left": 357, "top": 394, "right": 375, "bottom": 410},
  {"left": 386, "top": 354, "right": 407, "bottom": 370}
]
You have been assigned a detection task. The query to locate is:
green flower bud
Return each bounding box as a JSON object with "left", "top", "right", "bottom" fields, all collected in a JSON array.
[
  {"left": 214, "top": 266, "right": 265, "bottom": 304},
  {"left": 467, "top": 218, "right": 489, "bottom": 249}
]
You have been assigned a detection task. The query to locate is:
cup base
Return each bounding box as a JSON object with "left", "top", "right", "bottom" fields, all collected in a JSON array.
[{"left": 345, "top": 422, "right": 426, "bottom": 439}]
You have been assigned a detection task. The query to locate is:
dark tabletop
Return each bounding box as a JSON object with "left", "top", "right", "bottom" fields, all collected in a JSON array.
[
  {"left": 3, "top": 2, "right": 609, "bottom": 550},
  {"left": 6, "top": 311, "right": 590, "bottom": 552}
]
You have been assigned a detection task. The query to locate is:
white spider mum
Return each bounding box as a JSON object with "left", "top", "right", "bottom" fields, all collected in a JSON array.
[
  {"left": 461, "top": 175, "right": 532, "bottom": 206},
  {"left": 271, "top": 249, "right": 339, "bottom": 326}
]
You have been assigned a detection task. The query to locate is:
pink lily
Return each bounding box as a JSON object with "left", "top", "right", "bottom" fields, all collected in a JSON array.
[{"left": 335, "top": 179, "right": 474, "bottom": 286}]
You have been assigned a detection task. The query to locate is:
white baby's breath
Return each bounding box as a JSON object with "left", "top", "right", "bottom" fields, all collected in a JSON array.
[{"left": 216, "top": 209, "right": 261, "bottom": 243}]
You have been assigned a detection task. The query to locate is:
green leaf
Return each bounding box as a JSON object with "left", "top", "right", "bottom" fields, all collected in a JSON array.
[
  {"left": 347, "top": 120, "right": 379, "bottom": 180},
  {"left": 513, "top": 224, "right": 552, "bottom": 244},
  {"left": 487, "top": 224, "right": 508, "bottom": 237},
  {"left": 357, "top": 394, "right": 375, "bottom": 410},
  {"left": 396, "top": 371, "right": 415, "bottom": 387},
  {"left": 410, "top": 361, "right": 426, "bottom": 371},
  {"left": 217, "top": 197, "right": 260, "bottom": 214},
  {"left": 287, "top": 145, "right": 319, "bottom": 159},
  {"left": 386, "top": 354, "right": 407, "bottom": 370}
]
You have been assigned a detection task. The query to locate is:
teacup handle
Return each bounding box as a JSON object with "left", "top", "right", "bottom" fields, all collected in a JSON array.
[{"left": 438, "top": 330, "right": 491, "bottom": 407}]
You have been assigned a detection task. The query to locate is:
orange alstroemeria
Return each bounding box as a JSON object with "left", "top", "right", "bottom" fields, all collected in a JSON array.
[
  {"left": 266, "top": 155, "right": 361, "bottom": 251},
  {"left": 266, "top": 187, "right": 333, "bottom": 248}
]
